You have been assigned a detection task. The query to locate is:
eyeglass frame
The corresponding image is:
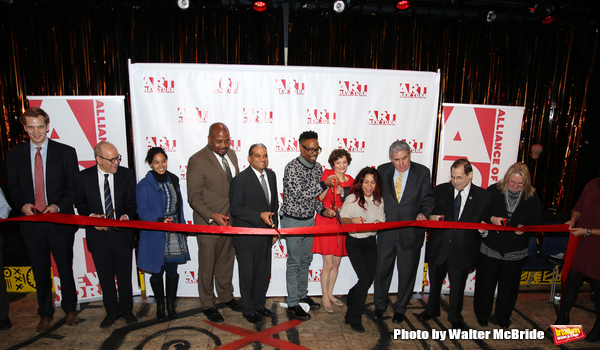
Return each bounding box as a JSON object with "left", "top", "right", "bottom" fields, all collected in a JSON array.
[
  {"left": 301, "top": 144, "right": 322, "bottom": 154},
  {"left": 98, "top": 154, "right": 122, "bottom": 163}
]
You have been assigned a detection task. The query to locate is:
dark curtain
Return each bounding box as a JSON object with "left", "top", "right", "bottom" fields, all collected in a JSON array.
[{"left": 1, "top": 2, "right": 598, "bottom": 213}]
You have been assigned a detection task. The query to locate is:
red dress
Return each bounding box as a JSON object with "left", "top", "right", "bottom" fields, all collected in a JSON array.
[{"left": 312, "top": 168, "right": 353, "bottom": 256}]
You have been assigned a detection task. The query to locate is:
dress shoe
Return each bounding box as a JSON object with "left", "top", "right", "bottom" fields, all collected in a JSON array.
[
  {"left": 392, "top": 312, "right": 405, "bottom": 324},
  {"left": 203, "top": 308, "right": 224, "bottom": 323},
  {"left": 330, "top": 297, "right": 344, "bottom": 307},
  {"left": 417, "top": 311, "right": 439, "bottom": 322},
  {"left": 345, "top": 320, "right": 365, "bottom": 333},
  {"left": 244, "top": 313, "right": 261, "bottom": 324},
  {"left": 0, "top": 317, "right": 12, "bottom": 330},
  {"left": 257, "top": 308, "right": 274, "bottom": 317},
  {"left": 477, "top": 318, "right": 488, "bottom": 327},
  {"left": 36, "top": 316, "right": 53, "bottom": 333},
  {"left": 122, "top": 312, "right": 138, "bottom": 325},
  {"left": 498, "top": 319, "right": 511, "bottom": 329},
  {"left": 323, "top": 304, "right": 334, "bottom": 313},
  {"left": 100, "top": 314, "right": 120, "bottom": 329},
  {"left": 585, "top": 322, "right": 600, "bottom": 342},
  {"left": 299, "top": 296, "right": 321, "bottom": 310},
  {"left": 66, "top": 311, "right": 81, "bottom": 326},
  {"left": 222, "top": 298, "right": 242, "bottom": 312},
  {"left": 287, "top": 305, "right": 311, "bottom": 321},
  {"left": 451, "top": 321, "right": 469, "bottom": 331},
  {"left": 372, "top": 308, "right": 385, "bottom": 320}
]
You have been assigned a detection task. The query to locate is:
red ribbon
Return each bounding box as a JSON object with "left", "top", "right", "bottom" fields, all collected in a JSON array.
[{"left": 0, "top": 213, "right": 570, "bottom": 236}]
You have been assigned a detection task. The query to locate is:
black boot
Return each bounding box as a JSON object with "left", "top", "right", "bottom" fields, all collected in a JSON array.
[
  {"left": 166, "top": 275, "right": 179, "bottom": 320},
  {"left": 555, "top": 311, "right": 570, "bottom": 325},
  {"left": 150, "top": 279, "right": 166, "bottom": 320}
]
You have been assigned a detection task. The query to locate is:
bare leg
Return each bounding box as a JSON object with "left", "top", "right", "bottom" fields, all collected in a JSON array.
[
  {"left": 329, "top": 256, "right": 343, "bottom": 305},
  {"left": 321, "top": 255, "right": 334, "bottom": 308}
]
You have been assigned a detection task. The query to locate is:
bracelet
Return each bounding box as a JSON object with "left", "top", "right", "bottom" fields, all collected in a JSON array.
[{"left": 585, "top": 228, "right": 591, "bottom": 237}]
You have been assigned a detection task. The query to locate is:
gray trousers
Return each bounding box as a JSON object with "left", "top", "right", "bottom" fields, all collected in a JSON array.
[{"left": 281, "top": 216, "right": 314, "bottom": 307}]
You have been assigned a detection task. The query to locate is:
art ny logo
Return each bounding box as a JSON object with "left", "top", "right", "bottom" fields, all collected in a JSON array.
[
  {"left": 274, "top": 137, "right": 299, "bottom": 152},
  {"left": 146, "top": 137, "right": 177, "bottom": 152},
  {"left": 307, "top": 109, "right": 336, "bottom": 124},
  {"left": 177, "top": 107, "right": 208, "bottom": 123},
  {"left": 183, "top": 270, "right": 198, "bottom": 284},
  {"left": 401, "top": 139, "right": 424, "bottom": 153},
  {"left": 308, "top": 269, "right": 321, "bottom": 282},
  {"left": 143, "top": 77, "right": 175, "bottom": 93},
  {"left": 276, "top": 78, "right": 306, "bottom": 95},
  {"left": 273, "top": 241, "right": 287, "bottom": 259},
  {"left": 368, "top": 110, "right": 397, "bottom": 125},
  {"left": 211, "top": 77, "right": 241, "bottom": 93},
  {"left": 339, "top": 81, "right": 368, "bottom": 96},
  {"left": 337, "top": 138, "right": 366, "bottom": 153},
  {"left": 399, "top": 83, "right": 427, "bottom": 98},
  {"left": 179, "top": 165, "right": 187, "bottom": 181},
  {"left": 243, "top": 108, "right": 274, "bottom": 123},
  {"left": 229, "top": 139, "right": 242, "bottom": 152}
]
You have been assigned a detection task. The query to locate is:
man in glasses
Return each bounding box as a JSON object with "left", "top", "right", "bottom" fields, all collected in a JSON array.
[
  {"left": 187, "top": 122, "right": 241, "bottom": 323},
  {"left": 7, "top": 107, "right": 81, "bottom": 332},
  {"left": 281, "top": 130, "right": 336, "bottom": 321},
  {"left": 76, "top": 141, "right": 138, "bottom": 328},
  {"left": 418, "top": 158, "right": 491, "bottom": 330}
]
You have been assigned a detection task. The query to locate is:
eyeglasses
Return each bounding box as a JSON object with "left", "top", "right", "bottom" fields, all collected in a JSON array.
[
  {"left": 98, "top": 154, "right": 122, "bottom": 163},
  {"left": 449, "top": 175, "right": 466, "bottom": 181},
  {"left": 508, "top": 179, "right": 525, "bottom": 187},
  {"left": 210, "top": 136, "right": 231, "bottom": 146},
  {"left": 301, "top": 145, "right": 322, "bottom": 154}
]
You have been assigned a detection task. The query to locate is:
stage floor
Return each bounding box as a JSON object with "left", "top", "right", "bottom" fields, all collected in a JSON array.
[{"left": 1, "top": 286, "right": 597, "bottom": 350}]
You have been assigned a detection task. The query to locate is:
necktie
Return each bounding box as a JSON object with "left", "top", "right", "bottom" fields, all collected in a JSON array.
[
  {"left": 104, "top": 174, "right": 114, "bottom": 219},
  {"left": 395, "top": 173, "right": 403, "bottom": 203},
  {"left": 221, "top": 155, "right": 233, "bottom": 183},
  {"left": 260, "top": 173, "right": 270, "bottom": 205},
  {"left": 34, "top": 147, "right": 46, "bottom": 211},
  {"left": 454, "top": 190, "right": 463, "bottom": 220}
]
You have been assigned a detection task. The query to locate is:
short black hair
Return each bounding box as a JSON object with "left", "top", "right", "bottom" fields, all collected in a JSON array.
[
  {"left": 145, "top": 147, "right": 168, "bottom": 164},
  {"left": 299, "top": 130, "right": 318, "bottom": 143}
]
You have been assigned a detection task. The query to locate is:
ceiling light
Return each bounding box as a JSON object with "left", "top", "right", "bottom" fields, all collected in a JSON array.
[
  {"left": 253, "top": 1, "right": 267, "bottom": 12},
  {"left": 486, "top": 10, "right": 497, "bottom": 23},
  {"left": 333, "top": 0, "right": 346, "bottom": 13},
  {"left": 396, "top": 0, "right": 410, "bottom": 10},
  {"left": 177, "top": 0, "right": 189, "bottom": 10}
]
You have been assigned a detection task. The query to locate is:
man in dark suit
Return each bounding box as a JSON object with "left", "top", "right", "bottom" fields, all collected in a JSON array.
[
  {"left": 373, "top": 140, "right": 434, "bottom": 324},
  {"left": 229, "top": 144, "right": 278, "bottom": 324},
  {"left": 417, "top": 158, "right": 491, "bottom": 330},
  {"left": 75, "top": 141, "right": 138, "bottom": 328},
  {"left": 7, "top": 107, "right": 80, "bottom": 332},
  {"left": 187, "top": 122, "right": 241, "bottom": 323}
]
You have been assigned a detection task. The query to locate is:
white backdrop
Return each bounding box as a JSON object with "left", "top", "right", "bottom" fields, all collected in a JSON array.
[{"left": 128, "top": 62, "right": 441, "bottom": 297}]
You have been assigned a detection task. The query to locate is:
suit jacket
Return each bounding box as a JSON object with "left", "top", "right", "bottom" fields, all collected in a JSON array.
[
  {"left": 187, "top": 145, "right": 239, "bottom": 226},
  {"left": 229, "top": 167, "right": 279, "bottom": 251},
  {"left": 7, "top": 139, "right": 79, "bottom": 235},
  {"left": 426, "top": 182, "right": 491, "bottom": 270},
  {"left": 377, "top": 161, "right": 434, "bottom": 250},
  {"left": 75, "top": 165, "right": 137, "bottom": 253}
]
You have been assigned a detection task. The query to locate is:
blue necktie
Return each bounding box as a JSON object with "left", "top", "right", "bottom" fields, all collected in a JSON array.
[{"left": 454, "top": 190, "right": 462, "bottom": 221}]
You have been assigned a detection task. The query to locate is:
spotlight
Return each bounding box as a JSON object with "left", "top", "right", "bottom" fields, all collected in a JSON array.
[
  {"left": 542, "top": 6, "right": 557, "bottom": 24},
  {"left": 486, "top": 10, "right": 497, "bottom": 23},
  {"left": 529, "top": 4, "right": 537, "bottom": 14},
  {"left": 253, "top": 1, "right": 267, "bottom": 12},
  {"left": 177, "top": 0, "right": 189, "bottom": 10},
  {"left": 333, "top": 0, "right": 346, "bottom": 13},
  {"left": 396, "top": 0, "right": 410, "bottom": 10}
]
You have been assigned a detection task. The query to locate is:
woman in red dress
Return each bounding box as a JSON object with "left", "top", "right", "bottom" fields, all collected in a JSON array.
[{"left": 313, "top": 149, "right": 353, "bottom": 313}]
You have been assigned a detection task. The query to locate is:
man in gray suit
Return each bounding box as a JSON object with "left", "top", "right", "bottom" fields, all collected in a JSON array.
[
  {"left": 187, "top": 122, "right": 241, "bottom": 323},
  {"left": 373, "top": 140, "right": 434, "bottom": 324}
]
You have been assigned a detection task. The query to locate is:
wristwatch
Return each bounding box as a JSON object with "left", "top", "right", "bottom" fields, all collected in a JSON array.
[{"left": 585, "top": 228, "right": 591, "bottom": 236}]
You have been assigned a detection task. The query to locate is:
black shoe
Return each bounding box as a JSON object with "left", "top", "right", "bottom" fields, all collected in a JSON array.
[
  {"left": 451, "top": 321, "right": 469, "bottom": 331},
  {"left": 392, "top": 312, "right": 405, "bottom": 324},
  {"left": 287, "top": 305, "right": 311, "bottom": 321},
  {"left": 203, "top": 307, "right": 224, "bottom": 323},
  {"left": 100, "top": 314, "right": 120, "bottom": 329},
  {"left": 299, "top": 296, "right": 321, "bottom": 310},
  {"left": 586, "top": 322, "right": 600, "bottom": 342},
  {"left": 257, "top": 308, "right": 274, "bottom": 317},
  {"left": 245, "top": 313, "right": 261, "bottom": 324},
  {"left": 372, "top": 308, "right": 385, "bottom": 320},
  {"left": 477, "top": 318, "right": 488, "bottom": 327},
  {"left": 417, "top": 311, "right": 439, "bottom": 322},
  {"left": 0, "top": 317, "right": 12, "bottom": 330},
  {"left": 222, "top": 299, "right": 242, "bottom": 312},
  {"left": 345, "top": 320, "right": 365, "bottom": 333},
  {"left": 122, "top": 312, "right": 138, "bottom": 325},
  {"left": 498, "top": 319, "right": 511, "bottom": 329}
]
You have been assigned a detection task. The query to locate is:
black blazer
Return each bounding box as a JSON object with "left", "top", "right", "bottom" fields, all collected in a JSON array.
[
  {"left": 229, "top": 167, "right": 279, "bottom": 251},
  {"left": 75, "top": 165, "right": 137, "bottom": 253},
  {"left": 426, "top": 182, "right": 492, "bottom": 270},
  {"left": 377, "top": 161, "right": 434, "bottom": 250},
  {"left": 7, "top": 139, "right": 79, "bottom": 235}
]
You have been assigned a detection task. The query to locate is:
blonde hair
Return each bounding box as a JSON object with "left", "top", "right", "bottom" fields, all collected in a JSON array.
[{"left": 497, "top": 162, "right": 536, "bottom": 198}]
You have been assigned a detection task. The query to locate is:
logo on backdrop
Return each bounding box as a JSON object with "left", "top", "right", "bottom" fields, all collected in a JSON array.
[
  {"left": 399, "top": 83, "right": 427, "bottom": 98},
  {"left": 211, "top": 77, "right": 241, "bottom": 93},
  {"left": 276, "top": 79, "right": 306, "bottom": 95},
  {"left": 230, "top": 139, "right": 242, "bottom": 152},
  {"left": 308, "top": 269, "right": 321, "bottom": 282},
  {"left": 146, "top": 137, "right": 177, "bottom": 152},
  {"left": 177, "top": 107, "right": 208, "bottom": 123},
  {"left": 274, "top": 137, "right": 299, "bottom": 152},
  {"left": 143, "top": 77, "right": 175, "bottom": 93},
  {"left": 179, "top": 165, "right": 187, "bottom": 181},
  {"left": 183, "top": 270, "right": 198, "bottom": 284},
  {"left": 243, "top": 108, "right": 274, "bottom": 123},
  {"left": 339, "top": 81, "right": 368, "bottom": 96},
  {"left": 273, "top": 242, "right": 288, "bottom": 259},
  {"left": 368, "top": 110, "right": 397, "bottom": 125},
  {"left": 307, "top": 109, "right": 336, "bottom": 124},
  {"left": 401, "top": 139, "right": 424, "bottom": 154},
  {"left": 337, "top": 138, "right": 366, "bottom": 153}
]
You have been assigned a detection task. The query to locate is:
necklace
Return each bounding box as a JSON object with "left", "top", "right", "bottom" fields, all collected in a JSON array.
[{"left": 505, "top": 190, "right": 523, "bottom": 214}]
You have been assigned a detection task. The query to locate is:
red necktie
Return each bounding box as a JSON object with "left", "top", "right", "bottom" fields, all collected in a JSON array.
[{"left": 35, "top": 146, "right": 46, "bottom": 212}]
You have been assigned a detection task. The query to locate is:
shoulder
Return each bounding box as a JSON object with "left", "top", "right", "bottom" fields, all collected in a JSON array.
[
  {"left": 265, "top": 168, "right": 277, "bottom": 179},
  {"left": 434, "top": 182, "right": 453, "bottom": 192},
  {"left": 79, "top": 166, "right": 98, "bottom": 179},
  {"left": 410, "top": 162, "right": 430, "bottom": 174},
  {"left": 8, "top": 142, "right": 29, "bottom": 156},
  {"left": 377, "top": 162, "right": 392, "bottom": 172},
  {"left": 166, "top": 171, "right": 180, "bottom": 187},
  {"left": 48, "top": 139, "right": 76, "bottom": 152},
  {"left": 189, "top": 146, "right": 210, "bottom": 160}
]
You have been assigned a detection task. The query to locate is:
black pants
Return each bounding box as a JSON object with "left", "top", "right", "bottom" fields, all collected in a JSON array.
[
  {"left": 559, "top": 269, "right": 600, "bottom": 324},
  {"left": 426, "top": 261, "right": 469, "bottom": 322},
  {"left": 473, "top": 253, "right": 524, "bottom": 322},
  {"left": 345, "top": 235, "right": 377, "bottom": 324},
  {"left": 235, "top": 240, "right": 271, "bottom": 317},
  {"left": 0, "top": 234, "right": 8, "bottom": 320}
]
